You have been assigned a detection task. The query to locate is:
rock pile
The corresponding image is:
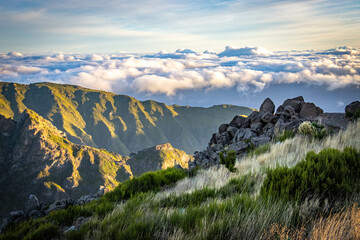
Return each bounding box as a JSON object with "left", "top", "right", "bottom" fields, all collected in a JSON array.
[
  {"left": 0, "top": 191, "right": 103, "bottom": 233},
  {"left": 190, "top": 96, "right": 326, "bottom": 170}
]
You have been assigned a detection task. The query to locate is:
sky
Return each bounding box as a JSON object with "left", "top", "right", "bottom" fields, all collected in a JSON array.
[
  {"left": 0, "top": 0, "right": 360, "bottom": 53},
  {"left": 0, "top": 0, "right": 359, "bottom": 112}
]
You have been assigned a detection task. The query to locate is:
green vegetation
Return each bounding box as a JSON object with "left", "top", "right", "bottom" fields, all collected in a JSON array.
[
  {"left": 275, "top": 129, "right": 295, "bottom": 142},
  {"left": 219, "top": 150, "right": 236, "bottom": 172},
  {"left": 248, "top": 143, "right": 270, "bottom": 157},
  {"left": 298, "top": 121, "right": 327, "bottom": 140},
  {"left": 105, "top": 168, "right": 187, "bottom": 202},
  {"left": 261, "top": 147, "right": 360, "bottom": 202}
]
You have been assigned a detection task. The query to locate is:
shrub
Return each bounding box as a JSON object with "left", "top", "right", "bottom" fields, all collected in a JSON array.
[
  {"left": 23, "top": 223, "right": 58, "bottom": 240},
  {"left": 219, "top": 150, "right": 236, "bottom": 172},
  {"left": 353, "top": 109, "right": 360, "bottom": 121},
  {"left": 105, "top": 168, "right": 187, "bottom": 202},
  {"left": 298, "top": 121, "right": 327, "bottom": 140},
  {"left": 275, "top": 129, "right": 295, "bottom": 142},
  {"left": 248, "top": 144, "right": 270, "bottom": 157},
  {"left": 261, "top": 147, "right": 360, "bottom": 202}
]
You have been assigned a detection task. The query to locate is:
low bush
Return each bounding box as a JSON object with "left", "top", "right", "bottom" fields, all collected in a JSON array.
[
  {"left": 298, "top": 121, "right": 327, "bottom": 140},
  {"left": 105, "top": 167, "right": 187, "bottom": 202},
  {"left": 261, "top": 147, "right": 360, "bottom": 202},
  {"left": 23, "top": 223, "right": 58, "bottom": 240},
  {"left": 219, "top": 150, "right": 236, "bottom": 172},
  {"left": 275, "top": 129, "right": 295, "bottom": 142}
]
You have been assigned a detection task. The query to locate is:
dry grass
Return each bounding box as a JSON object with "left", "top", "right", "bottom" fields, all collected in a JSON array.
[
  {"left": 264, "top": 204, "right": 360, "bottom": 240},
  {"left": 159, "top": 121, "right": 360, "bottom": 199}
]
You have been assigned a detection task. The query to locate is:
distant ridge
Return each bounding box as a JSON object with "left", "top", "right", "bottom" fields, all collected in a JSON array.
[{"left": 0, "top": 82, "right": 253, "bottom": 155}]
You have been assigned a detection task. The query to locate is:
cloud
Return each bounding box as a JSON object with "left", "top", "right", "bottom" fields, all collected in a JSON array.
[
  {"left": 218, "top": 46, "right": 273, "bottom": 57},
  {"left": 1, "top": 46, "right": 359, "bottom": 97}
]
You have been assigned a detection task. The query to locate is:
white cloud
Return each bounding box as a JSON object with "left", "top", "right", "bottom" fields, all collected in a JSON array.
[{"left": 1, "top": 46, "right": 359, "bottom": 97}]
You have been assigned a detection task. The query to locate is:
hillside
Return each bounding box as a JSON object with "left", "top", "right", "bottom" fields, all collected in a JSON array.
[
  {"left": 0, "top": 82, "right": 253, "bottom": 155},
  {"left": 1, "top": 116, "right": 359, "bottom": 239},
  {"left": 0, "top": 111, "right": 192, "bottom": 218}
]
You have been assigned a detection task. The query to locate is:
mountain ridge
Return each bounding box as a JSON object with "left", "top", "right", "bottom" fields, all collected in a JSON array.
[{"left": 0, "top": 82, "right": 253, "bottom": 155}]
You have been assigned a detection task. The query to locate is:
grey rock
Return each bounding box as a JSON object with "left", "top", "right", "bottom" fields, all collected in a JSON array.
[
  {"left": 46, "top": 199, "right": 74, "bottom": 214},
  {"left": 243, "top": 129, "right": 257, "bottom": 140},
  {"left": 28, "top": 210, "right": 42, "bottom": 219},
  {"left": 25, "top": 195, "right": 40, "bottom": 213},
  {"left": 284, "top": 105, "right": 296, "bottom": 115},
  {"left": 219, "top": 124, "right": 229, "bottom": 134},
  {"left": 64, "top": 226, "right": 76, "bottom": 233},
  {"left": 209, "top": 133, "right": 217, "bottom": 145},
  {"left": 217, "top": 132, "right": 231, "bottom": 146},
  {"left": 282, "top": 97, "right": 304, "bottom": 112},
  {"left": 234, "top": 128, "right": 246, "bottom": 142},
  {"left": 345, "top": 101, "right": 360, "bottom": 116},
  {"left": 251, "top": 136, "right": 271, "bottom": 147},
  {"left": 260, "top": 98, "right": 275, "bottom": 114},
  {"left": 250, "top": 122, "right": 263, "bottom": 133},
  {"left": 261, "top": 112, "right": 273, "bottom": 123},
  {"left": 229, "top": 115, "right": 246, "bottom": 128},
  {"left": 10, "top": 211, "right": 24, "bottom": 218},
  {"left": 76, "top": 194, "right": 99, "bottom": 205},
  {"left": 227, "top": 126, "right": 238, "bottom": 139},
  {"left": 229, "top": 141, "right": 249, "bottom": 154},
  {"left": 299, "top": 102, "right": 323, "bottom": 119}
]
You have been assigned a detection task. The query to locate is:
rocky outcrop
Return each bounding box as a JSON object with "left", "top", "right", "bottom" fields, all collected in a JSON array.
[
  {"left": 189, "top": 96, "right": 340, "bottom": 170},
  {"left": 345, "top": 101, "right": 360, "bottom": 117}
]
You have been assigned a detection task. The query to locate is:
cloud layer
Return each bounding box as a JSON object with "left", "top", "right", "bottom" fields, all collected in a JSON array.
[{"left": 0, "top": 46, "right": 359, "bottom": 98}]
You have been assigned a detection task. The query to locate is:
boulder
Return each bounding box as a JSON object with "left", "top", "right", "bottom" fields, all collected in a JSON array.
[
  {"left": 299, "top": 102, "right": 323, "bottom": 119},
  {"left": 45, "top": 199, "right": 74, "bottom": 214},
  {"left": 229, "top": 141, "right": 249, "bottom": 154},
  {"left": 243, "top": 129, "right": 257, "bottom": 140},
  {"left": 282, "top": 96, "right": 304, "bottom": 113},
  {"left": 218, "top": 124, "right": 229, "bottom": 134},
  {"left": 25, "top": 195, "right": 40, "bottom": 214},
  {"left": 251, "top": 136, "right": 271, "bottom": 147},
  {"left": 250, "top": 122, "right": 263, "bottom": 133},
  {"left": 229, "top": 115, "right": 246, "bottom": 128},
  {"left": 260, "top": 98, "right": 275, "bottom": 114},
  {"left": 226, "top": 126, "right": 238, "bottom": 138},
  {"left": 345, "top": 101, "right": 360, "bottom": 117},
  {"left": 234, "top": 128, "right": 246, "bottom": 142},
  {"left": 76, "top": 194, "right": 99, "bottom": 205},
  {"left": 261, "top": 112, "right": 273, "bottom": 123},
  {"left": 284, "top": 105, "right": 296, "bottom": 115}
]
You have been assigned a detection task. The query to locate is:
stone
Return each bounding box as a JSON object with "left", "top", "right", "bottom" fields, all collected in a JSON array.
[
  {"left": 299, "top": 103, "right": 323, "bottom": 119},
  {"left": 28, "top": 210, "right": 42, "bottom": 219},
  {"left": 261, "top": 112, "right": 273, "bottom": 123},
  {"left": 229, "top": 115, "right": 246, "bottom": 128},
  {"left": 10, "top": 211, "right": 24, "bottom": 218},
  {"left": 243, "top": 129, "right": 257, "bottom": 140},
  {"left": 218, "top": 124, "right": 229, "bottom": 134},
  {"left": 345, "top": 101, "right": 360, "bottom": 117},
  {"left": 282, "top": 96, "right": 304, "bottom": 112},
  {"left": 284, "top": 105, "right": 296, "bottom": 115},
  {"left": 229, "top": 141, "right": 249, "bottom": 154},
  {"left": 76, "top": 194, "right": 99, "bottom": 205},
  {"left": 251, "top": 136, "right": 271, "bottom": 147},
  {"left": 234, "top": 128, "right": 246, "bottom": 142},
  {"left": 250, "top": 122, "right": 263, "bottom": 133},
  {"left": 45, "top": 199, "right": 74, "bottom": 214},
  {"left": 260, "top": 98, "right": 275, "bottom": 114},
  {"left": 64, "top": 226, "right": 76, "bottom": 233},
  {"left": 226, "top": 126, "right": 238, "bottom": 139},
  {"left": 217, "top": 132, "right": 231, "bottom": 146},
  {"left": 209, "top": 133, "right": 217, "bottom": 145},
  {"left": 25, "top": 195, "right": 40, "bottom": 213}
]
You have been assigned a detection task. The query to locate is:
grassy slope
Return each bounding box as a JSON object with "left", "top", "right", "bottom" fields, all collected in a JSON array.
[
  {"left": 2, "top": 121, "right": 359, "bottom": 240},
  {"left": 0, "top": 82, "right": 252, "bottom": 155}
]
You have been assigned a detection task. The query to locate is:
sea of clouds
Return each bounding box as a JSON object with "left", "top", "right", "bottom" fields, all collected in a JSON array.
[{"left": 0, "top": 46, "right": 359, "bottom": 109}]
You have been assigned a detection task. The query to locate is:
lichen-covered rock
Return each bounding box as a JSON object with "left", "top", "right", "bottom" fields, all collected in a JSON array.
[
  {"left": 299, "top": 102, "right": 323, "bottom": 119},
  {"left": 229, "top": 115, "right": 246, "bottom": 128},
  {"left": 219, "top": 124, "right": 229, "bottom": 134}
]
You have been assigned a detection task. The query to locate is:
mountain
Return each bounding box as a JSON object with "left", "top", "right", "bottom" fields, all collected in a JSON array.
[
  {"left": 0, "top": 82, "right": 253, "bottom": 155},
  {"left": 0, "top": 110, "right": 191, "bottom": 218}
]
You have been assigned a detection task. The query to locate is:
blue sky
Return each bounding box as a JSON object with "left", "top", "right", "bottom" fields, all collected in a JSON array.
[
  {"left": 0, "top": 0, "right": 360, "bottom": 53},
  {"left": 0, "top": 0, "right": 359, "bottom": 112}
]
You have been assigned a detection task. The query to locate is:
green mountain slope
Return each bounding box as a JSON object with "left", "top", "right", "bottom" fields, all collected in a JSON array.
[
  {"left": 0, "top": 110, "right": 192, "bottom": 218},
  {"left": 0, "top": 82, "right": 253, "bottom": 155}
]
